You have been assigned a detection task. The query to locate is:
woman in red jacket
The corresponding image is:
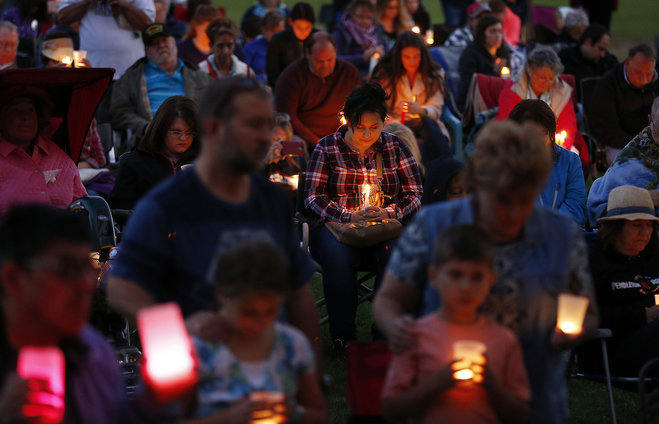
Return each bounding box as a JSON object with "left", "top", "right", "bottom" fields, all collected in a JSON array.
[{"left": 495, "top": 45, "right": 589, "bottom": 165}]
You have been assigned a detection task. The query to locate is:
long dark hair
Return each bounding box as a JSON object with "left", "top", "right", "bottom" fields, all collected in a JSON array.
[
  {"left": 372, "top": 30, "right": 443, "bottom": 111},
  {"left": 140, "top": 96, "right": 199, "bottom": 161}
]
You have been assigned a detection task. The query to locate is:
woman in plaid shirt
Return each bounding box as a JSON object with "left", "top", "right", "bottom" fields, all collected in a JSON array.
[{"left": 304, "top": 82, "right": 423, "bottom": 351}]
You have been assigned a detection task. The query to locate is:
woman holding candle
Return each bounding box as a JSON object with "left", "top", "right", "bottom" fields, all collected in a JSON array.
[
  {"left": 584, "top": 185, "right": 659, "bottom": 376},
  {"left": 374, "top": 121, "right": 598, "bottom": 423},
  {"left": 372, "top": 30, "right": 451, "bottom": 164},
  {"left": 494, "top": 45, "right": 590, "bottom": 166},
  {"left": 508, "top": 99, "right": 587, "bottom": 227},
  {"left": 108, "top": 96, "right": 199, "bottom": 210},
  {"left": 304, "top": 82, "right": 423, "bottom": 351},
  {"left": 456, "top": 14, "right": 511, "bottom": 111},
  {"left": 333, "top": 0, "right": 388, "bottom": 77}
]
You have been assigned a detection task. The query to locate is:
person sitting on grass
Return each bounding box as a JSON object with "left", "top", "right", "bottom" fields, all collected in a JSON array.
[
  {"left": 182, "top": 235, "right": 327, "bottom": 424},
  {"left": 381, "top": 224, "right": 531, "bottom": 424}
]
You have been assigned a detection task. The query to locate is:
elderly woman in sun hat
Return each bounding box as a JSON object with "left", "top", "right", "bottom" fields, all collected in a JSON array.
[{"left": 587, "top": 185, "right": 659, "bottom": 375}]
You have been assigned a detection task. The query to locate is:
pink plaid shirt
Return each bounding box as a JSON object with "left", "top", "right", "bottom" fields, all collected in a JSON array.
[{"left": 0, "top": 137, "right": 87, "bottom": 216}]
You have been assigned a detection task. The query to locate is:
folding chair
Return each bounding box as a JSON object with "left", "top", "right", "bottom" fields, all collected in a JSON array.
[
  {"left": 639, "top": 357, "right": 659, "bottom": 424},
  {"left": 580, "top": 76, "right": 608, "bottom": 174},
  {"left": 294, "top": 173, "right": 376, "bottom": 325}
]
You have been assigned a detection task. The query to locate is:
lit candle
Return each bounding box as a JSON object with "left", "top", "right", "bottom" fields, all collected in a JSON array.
[
  {"left": 289, "top": 174, "right": 299, "bottom": 190},
  {"left": 362, "top": 183, "right": 371, "bottom": 208},
  {"left": 411, "top": 26, "right": 420, "bottom": 34},
  {"left": 452, "top": 340, "right": 486, "bottom": 383},
  {"left": 556, "top": 293, "right": 589, "bottom": 335},
  {"left": 61, "top": 56, "right": 72, "bottom": 66},
  {"left": 73, "top": 50, "right": 87, "bottom": 67},
  {"left": 249, "top": 391, "right": 286, "bottom": 424},
  {"left": 555, "top": 130, "right": 567, "bottom": 147},
  {"left": 368, "top": 52, "right": 381, "bottom": 75},
  {"left": 340, "top": 113, "right": 347, "bottom": 126},
  {"left": 500, "top": 66, "right": 511, "bottom": 78},
  {"left": 17, "top": 347, "right": 65, "bottom": 424},
  {"left": 138, "top": 302, "right": 197, "bottom": 403},
  {"left": 654, "top": 294, "right": 659, "bottom": 305},
  {"left": 425, "top": 29, "right": 434, "bottom": 45}
]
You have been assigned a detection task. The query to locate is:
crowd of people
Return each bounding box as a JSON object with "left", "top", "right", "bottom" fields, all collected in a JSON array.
[{"left": 0, "top": 0, "right": 659, "bottom": 423}]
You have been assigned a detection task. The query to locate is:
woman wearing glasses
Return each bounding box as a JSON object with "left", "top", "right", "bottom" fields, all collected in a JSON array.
[
  {"left": 109, "top": 96, "right": 199, "bottom": 210},
  {"left": 495, "top": 45, "right": 589, "bottom": 166}
]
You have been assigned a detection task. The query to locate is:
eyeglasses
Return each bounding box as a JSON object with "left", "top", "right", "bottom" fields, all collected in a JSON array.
[
  {"left": 168, "top": 130, "right": 196, "bottom": 139},
  {"left": 25, "top": 255, "right": 98, "bottom": 280},
  {"left": 0, "top": 41, "right": 17, "bottom": 50},
  {"left": 529, "top": 72, "right": 555, "bottom": 84}
]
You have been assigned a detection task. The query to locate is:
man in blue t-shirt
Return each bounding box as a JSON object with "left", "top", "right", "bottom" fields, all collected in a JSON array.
[{"left": 107, "top": 77, "right": 319, "bottom": 353}]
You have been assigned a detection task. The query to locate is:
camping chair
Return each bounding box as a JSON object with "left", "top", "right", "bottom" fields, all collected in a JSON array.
[
  {"left": 639, "top": 357, "right": 659, "bottom": 424},
  {"left": 294, "top": 173, "right": 376, "bottom": 325}
]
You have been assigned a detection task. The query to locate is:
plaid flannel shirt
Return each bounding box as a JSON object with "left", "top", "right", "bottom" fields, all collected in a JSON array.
[
  {"left": 304, "top": 131, "right": 423, "bottom": 223},
  {"left": 79, "top": 118, "right": 107, "bottom": 168}
]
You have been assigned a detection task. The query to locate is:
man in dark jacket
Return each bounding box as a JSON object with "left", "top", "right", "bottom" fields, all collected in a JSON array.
[
  {"left": 275, "top": 32, "right": 360, "bottom": 149},
  {"left": 558, "top": 23, "right": 617, "bottom": 100},
  {"left": 586, "top": 43, "right": 659, "bottom": 165},
  {"left": 111, "top": 23, "right": 211, "bottom": 148}
]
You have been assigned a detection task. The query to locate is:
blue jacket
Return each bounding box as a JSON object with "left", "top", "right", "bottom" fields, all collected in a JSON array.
[{"left": 538, "top": 143, "right": 587, "bottom": 227}]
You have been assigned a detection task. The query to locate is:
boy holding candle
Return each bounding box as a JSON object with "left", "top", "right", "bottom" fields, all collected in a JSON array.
[
  {"left": 381, "top": 224, "right": 530, "bottom": 423},
  {"left": 182, "top": 235, "right": 327, "bottom": 424}
]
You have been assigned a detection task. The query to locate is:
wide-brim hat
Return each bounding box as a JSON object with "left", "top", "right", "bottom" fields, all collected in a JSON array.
[
  {"left": 41, "top": 37, "right": 74, "bottom": 63},
  {"left": 598, "top": 185, "right": 659, "bottom": 223}
]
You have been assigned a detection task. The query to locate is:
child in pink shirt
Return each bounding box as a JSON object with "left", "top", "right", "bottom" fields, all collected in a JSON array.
[{"left": 382, "top": 224, "right": 531, "bottom": 424}]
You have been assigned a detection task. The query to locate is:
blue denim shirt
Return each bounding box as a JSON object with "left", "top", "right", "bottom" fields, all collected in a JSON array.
[{"left": 386, "top": 196, "right": 594, "bottom": 424}]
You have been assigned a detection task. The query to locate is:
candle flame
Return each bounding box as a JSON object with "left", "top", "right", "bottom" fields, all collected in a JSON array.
[
  {"left": 454, "top": 369, "right": 474, "bottom": 380},
  {"left": 340, "top": 115, "right": 347, "bottom": 125},
  {"left": 412, "top": 26, "right": 420, "bottom": 34},
  {"left": 555, "top": 130, "right": 567, "bottom": 147},
  {"left": 373, "top": 52, "right": 381, "bottom": 60},
  {"left": 501, "top": 66, "right": 510, "bottom": 76},
  {"left": 61, "top": 56, "right": 72, "bottom": 65},
  {"left": 559, "top": 321, "right": 577, "bottom": 334}
]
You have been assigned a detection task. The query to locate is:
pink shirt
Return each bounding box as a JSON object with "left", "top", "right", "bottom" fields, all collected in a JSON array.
[
  {"left": 0, "top": 137, "right": 87, "bottom": 216},
  {"left": 382, "top": 314, "right": 531, "bottom": 424}
]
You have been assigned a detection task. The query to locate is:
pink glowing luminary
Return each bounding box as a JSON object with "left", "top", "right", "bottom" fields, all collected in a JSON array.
[
  {"left": 17, "top": 346, "right": 65, "bottom": 424},
  {"left": 137, "top": 302, "right": 197, "bottom": 403}
]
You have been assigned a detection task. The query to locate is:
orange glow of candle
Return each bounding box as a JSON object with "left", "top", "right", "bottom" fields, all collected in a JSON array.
[
  {"left": 452, "top": 340, "right": 486, "bottom": 383},
  {"left": 655, "top": 294, "right": 659, "bottom": 305},
  {"left": 425, "top": 29, "right": 434, "bottom": 45},
  {"left": 411, "top": 26, "right": 420, "bottom": 34},
  {"left": 501, "top": 66, "right": 510, "bottom": 78},
  {"left": 138, "top": 302, "right": 197, "bottom": 403},
  {"left": 61, "top": 56, "right": 72, "bottom": 66},
  {"left": 555, "top": 130, "right": 567, "bottom": 147},
  {"left": 340, "top": 114, "right": 347, "bottom": 126},
  {"left": 556, "top": 293, "right": 589, "bottom": 335},
  {"left": 362, "top": 183, "right": 371, "bottom": 207},
  {"left": 17, "top": 347, "right": 65, "bottom": 424}
]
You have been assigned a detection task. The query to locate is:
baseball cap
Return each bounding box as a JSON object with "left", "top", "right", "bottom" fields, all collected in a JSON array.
[
  {"left": 142, "top": 23, "right": 171, "bottom": 46},
  {"left": 467, "top": 2, "right": 491, "bottom": 19}
]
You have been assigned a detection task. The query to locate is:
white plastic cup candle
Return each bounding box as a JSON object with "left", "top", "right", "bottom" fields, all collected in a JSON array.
[
  {"left": 368, "top": 52, "right": 381, "bottom": 75},
  {"left": 249, "top": 391, "right": 286, "bottom": 424},
  {"left": 362, "top": 183, "right": 371, "bottom": 207},
  {"left": 425, "top": 29, "right": 434, "bottom": 45},
  {"left": 289, "top": 174, "right": 299, "bottom": 190},
  {"left": 452, "top": 340, "right": 486, "bottom": 382},
  {"left": 654, "top": 294, "right": 659, "bottom": 305},
  {"left": 73, "top": 50, "right": 87, "bottom": 67},
  {"left": 17, "top": 346, "right": 65, "bottom": 424},
  {"left": 556, "top": 293, "right": 589, "bottom": 335},
  {"left": 137, "top": 302, "right": 197, "bottom": 403}
]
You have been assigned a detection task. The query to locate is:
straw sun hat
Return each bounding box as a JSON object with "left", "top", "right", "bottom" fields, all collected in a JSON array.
[{"left": 598, "top": 185, "right": 659, "bottom": 223}]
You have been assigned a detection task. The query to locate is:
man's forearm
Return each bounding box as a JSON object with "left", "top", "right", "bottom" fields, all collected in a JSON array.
[
  {"left": 106, "top": 276, "right": 156, "bottom": 323},
  {"left": 58, "top": 1, "right": 92, "bottom": 25},
  {"left": 119, "top": 1, "right": 152, "bottom": 30}
]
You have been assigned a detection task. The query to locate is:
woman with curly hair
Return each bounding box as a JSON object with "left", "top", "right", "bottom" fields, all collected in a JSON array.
[
  {"left": 373, "top": 30, "right": 451, "bottom": 163},
  {"left": 376, "top": 0, "right": 413, "bottom": 46}
]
